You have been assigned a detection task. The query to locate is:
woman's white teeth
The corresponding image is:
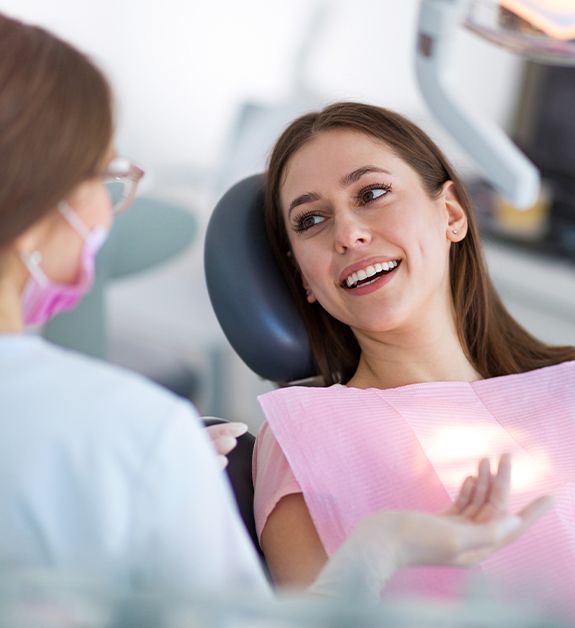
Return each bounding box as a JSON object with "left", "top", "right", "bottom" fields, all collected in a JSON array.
[{"left": 345, "top": 260, "right": 398, "bottom": 288}]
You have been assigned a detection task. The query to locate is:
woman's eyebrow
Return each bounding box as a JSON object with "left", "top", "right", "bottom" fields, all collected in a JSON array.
[
  {"left": 339, "top": 165, "right": 391, "bottom": 187},
  {"left": 287, "top": 166, "right": 391, "bottom": 216},
  {"left": 288, "top": 192, "right": 321, "bottom": 216}
]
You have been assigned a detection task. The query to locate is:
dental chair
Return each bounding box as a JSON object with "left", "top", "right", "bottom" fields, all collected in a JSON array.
[
  {"left": 204, "top": 174, "right": 316, "bottom": 561},
  {"left": 204, "top": 174, "right": 314, "bottom": 384}
]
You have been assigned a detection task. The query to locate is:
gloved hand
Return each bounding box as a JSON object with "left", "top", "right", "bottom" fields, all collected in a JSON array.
[
  {"left": 307, "top": 454, "right": 554, "bottom": 599},
  {"left": 204, "top": 420, "right": 248, "bottom": 469}
]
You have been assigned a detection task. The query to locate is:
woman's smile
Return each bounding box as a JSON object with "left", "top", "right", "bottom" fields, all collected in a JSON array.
[{"left": 339, "top": 257, "right": 401, "bottom": 290}]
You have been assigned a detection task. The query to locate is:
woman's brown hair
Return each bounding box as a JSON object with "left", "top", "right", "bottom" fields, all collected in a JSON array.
[
  {"left": 265, "top": 101, "right": 575, "bottom": 385},
  {"left": 0, "top": 13, "right": 113, "bottom": 250}
]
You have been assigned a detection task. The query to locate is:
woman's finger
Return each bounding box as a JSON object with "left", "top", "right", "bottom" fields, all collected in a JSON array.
[
  {"left": 446, "top": 476, "right": 476, "bottom": 515},
  {"left": 487, "top": 453, "right": 512, "bottom": 513},
  {"left": 461, "top": 458, "right": 491, "bottom": 518}
]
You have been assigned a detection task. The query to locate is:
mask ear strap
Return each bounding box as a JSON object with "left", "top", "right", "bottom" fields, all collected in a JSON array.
[
  {"left": 19, "top": 250, "right": 49, "bottom": 287},
  {"left": 58, "top": 202, "right": 91, "bottom": 240}
]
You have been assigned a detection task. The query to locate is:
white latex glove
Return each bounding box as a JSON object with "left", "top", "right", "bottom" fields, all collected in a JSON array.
[
  {"left": 203, "top": 420, "right": 248, "bottom": 469},
  {"left": 308, "top": 454, "right": 554, "bottom": 599}
]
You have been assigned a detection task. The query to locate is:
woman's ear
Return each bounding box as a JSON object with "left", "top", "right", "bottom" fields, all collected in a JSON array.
[
  {"left": 302, "top": 277, "right": 317, "bottom": 304},
  {"left": 442, "top": 181, "right": 467, "bottom": 242}
]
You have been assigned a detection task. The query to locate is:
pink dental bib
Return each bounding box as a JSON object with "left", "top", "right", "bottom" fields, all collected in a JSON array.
[{"left": 256, "top": 361, "right": 575, "bottom": 612}]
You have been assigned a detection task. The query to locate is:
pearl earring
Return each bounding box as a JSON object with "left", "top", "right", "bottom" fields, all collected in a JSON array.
[{"left": 451, "top": 228, "right": 459, "bottom": 235}]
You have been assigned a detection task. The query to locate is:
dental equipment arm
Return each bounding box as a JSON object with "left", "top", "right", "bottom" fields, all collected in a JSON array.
[{"left": 416, "top": 0, "right": 540, "bottom": 208}]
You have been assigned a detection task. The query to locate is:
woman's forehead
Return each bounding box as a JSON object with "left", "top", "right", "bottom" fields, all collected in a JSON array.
[{"left": 280, "top": 130, "right": 405, "bottom": 199}]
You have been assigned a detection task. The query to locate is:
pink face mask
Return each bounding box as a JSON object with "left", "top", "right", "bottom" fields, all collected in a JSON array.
[{"left": 20, "top": 203, "right": 109, "bottom": 326}]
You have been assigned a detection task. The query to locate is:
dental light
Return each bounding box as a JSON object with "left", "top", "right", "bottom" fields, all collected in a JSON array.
[{"left": 416, "top": 0, "right": 575, "bottom": 208}]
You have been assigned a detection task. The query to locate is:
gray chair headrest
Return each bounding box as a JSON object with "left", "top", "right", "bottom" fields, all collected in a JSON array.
[{"left": 204, "top": 174, "right": 314, "bottom": 382}]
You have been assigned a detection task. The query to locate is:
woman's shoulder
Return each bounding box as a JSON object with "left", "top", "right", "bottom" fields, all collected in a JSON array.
[
  {"left": 476, "top": 359, "right": 575, "bottom": 390},
  {"left": 256, "top": 384, "right": 386, "bottom": 438},
  {"left": 528, "top": 359, "right": 574, "bottom": 379},
  {"left": 258, "top": 383, "right": 351, "bottom": 403}
]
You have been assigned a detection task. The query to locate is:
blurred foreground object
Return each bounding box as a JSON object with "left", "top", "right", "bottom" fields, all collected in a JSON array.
[{"left": 0, "top": 569, "right": 570, "bottom": 628}]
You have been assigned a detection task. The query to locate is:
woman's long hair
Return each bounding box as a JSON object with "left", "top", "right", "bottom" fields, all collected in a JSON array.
[
  {"left": 265, "top": 102, "right": 575, "bottom": 385},
  {"left": 0, "top": 14, "right": 113, "bottom": 250}
]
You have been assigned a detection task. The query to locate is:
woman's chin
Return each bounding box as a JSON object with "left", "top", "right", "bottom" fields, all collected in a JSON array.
[{"left": 350, "top": 316, "right": 407, "bottom": 337}]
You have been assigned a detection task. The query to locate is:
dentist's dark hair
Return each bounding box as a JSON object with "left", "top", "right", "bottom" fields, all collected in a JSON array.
[
  {"left": 265, "top": 101, "right": 575, "bottom": 385},
  {"left": 0, "top": 13, "right": 113, "bottom": 250}
]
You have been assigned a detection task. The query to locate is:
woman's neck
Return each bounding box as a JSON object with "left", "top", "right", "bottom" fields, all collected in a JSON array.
[{"left": 347, "top": 314, "right": 481, "bottom": 390}]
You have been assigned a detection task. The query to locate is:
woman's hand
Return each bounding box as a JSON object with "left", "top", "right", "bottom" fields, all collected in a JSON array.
[
  {"left": 204, "top": 421, "right": 248, "bottom": 469},
  {"left": 308, "top": 454, "right": 554, "bottom": 598},
  {"left": 445, "top": 452, "right": 514, "bottom": 521},
  {"left": 385, "top": 453, "right": 554, "bottom": 569}
]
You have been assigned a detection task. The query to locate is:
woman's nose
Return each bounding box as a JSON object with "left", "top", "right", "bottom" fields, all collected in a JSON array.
[{"left": 333, "top": 214, "right": 371, "bottom": 254}]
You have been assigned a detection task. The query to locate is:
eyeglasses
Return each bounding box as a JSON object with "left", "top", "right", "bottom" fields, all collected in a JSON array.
[{"left": 103, "top": 157, "right": 145, "bottom": 214}]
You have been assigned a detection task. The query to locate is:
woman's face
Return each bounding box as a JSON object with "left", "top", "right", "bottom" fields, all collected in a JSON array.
[{"left": 280, "top": 129, "right": 466, "bottom": 336}]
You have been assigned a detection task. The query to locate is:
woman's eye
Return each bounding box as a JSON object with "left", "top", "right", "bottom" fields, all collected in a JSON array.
[
  {"left": 358, "top": 184, "right": 391, "bottom": 205},
  {"left": 295, "top": 213, "right": 324, "bottom": 232}
]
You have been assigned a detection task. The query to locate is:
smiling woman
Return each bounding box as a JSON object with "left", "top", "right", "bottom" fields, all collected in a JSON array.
[
  {"left": 264, "top": 103, "right": 575, "bottom": 386},
  {"left": 278, "top": 127, "right": 470, "bottom": 367},
  {"left": 253, "top": 102, "right": 575, "bottom": 612}
]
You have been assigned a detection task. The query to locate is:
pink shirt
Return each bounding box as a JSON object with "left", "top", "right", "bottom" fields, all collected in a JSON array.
[{"left": 253, "top": 361, "right": 575, "bottom": 612}]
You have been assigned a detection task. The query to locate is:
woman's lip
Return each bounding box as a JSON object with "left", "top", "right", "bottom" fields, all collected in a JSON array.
[
  {"left": 338, "top": 256, "right": 400, "bottom": 285},
  {"left": 342, "top": 262, "right": 400, "bottom": 296}
]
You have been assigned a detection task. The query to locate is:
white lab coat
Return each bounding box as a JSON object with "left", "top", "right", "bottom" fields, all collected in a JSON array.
[{"left": 0, "top": 334, "right": 269, "bottom": 595}]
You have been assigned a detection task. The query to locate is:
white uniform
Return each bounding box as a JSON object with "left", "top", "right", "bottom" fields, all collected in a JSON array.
[{"left": 0, "top": 334, "right": 269, "bottom": 595}]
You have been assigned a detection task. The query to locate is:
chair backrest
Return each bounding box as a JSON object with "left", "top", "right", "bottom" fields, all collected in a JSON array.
[{"left": 204, "top": 174, "right": 315, "bottom": 383}]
